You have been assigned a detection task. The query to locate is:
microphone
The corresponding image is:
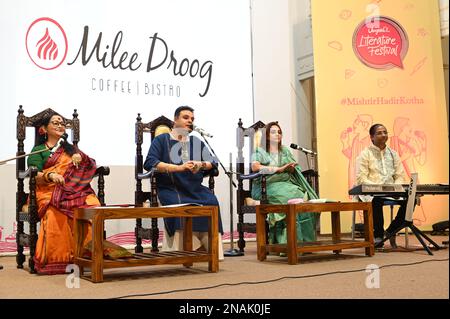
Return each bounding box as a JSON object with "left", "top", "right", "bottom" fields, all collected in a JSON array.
[
  {"left": 192, "top": 125, "right": 213, "bottom": 138},
  {"left": 290, "top": 143, "right": 317, "bottom": 155},
  {"left": 50, "top": 133, "right": 68, "bottom": 154}
]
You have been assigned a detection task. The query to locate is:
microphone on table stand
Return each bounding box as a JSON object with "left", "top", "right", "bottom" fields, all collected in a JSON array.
[
  {"left": 0, "top": 133, "right": 69, "bottom": 165},
  {"left": 290, "top": 143, "right": 317, "bottom": 155},
  {"left": 192, "top": 125, "right": 213, "bottom": 138}
]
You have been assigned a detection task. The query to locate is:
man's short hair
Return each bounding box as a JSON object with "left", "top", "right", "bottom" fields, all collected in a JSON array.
[
  {"left": 174, "top": 106, "right": 194, "bottom": 118},
  {"left": 369, "top": 123, "right": 385, "bottom": 136}
]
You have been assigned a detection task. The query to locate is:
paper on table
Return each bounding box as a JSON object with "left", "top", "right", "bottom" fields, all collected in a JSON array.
[
  {"left": 307, "top": 198, "right": 339, "bottom": 203},
  {"left": 161, "top": 203, "right": 203, "bottom": 208}
]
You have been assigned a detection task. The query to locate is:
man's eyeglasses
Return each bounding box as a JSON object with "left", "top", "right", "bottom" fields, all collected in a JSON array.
[
  {"left": 375, "top": 131, "right": 388, "bottom": 136},
  {"left": 50, "top": 121, "right": 66, "bottom": 127}
]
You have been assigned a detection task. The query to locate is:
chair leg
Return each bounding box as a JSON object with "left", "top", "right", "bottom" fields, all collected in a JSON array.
[
  {"left": 237, "top": 223, "right": 246, "bottom": 253},
  {"left": 404, "top": 226, "right": 409, "bottom": 248},
  {"left": 135, "top": 218, "right": 143, "bottom": 253},
  {"left": 16, "top": 221, "right": 25, "bottom": 269},
  {"left": 351, "top": 210, "right": 356, "bottom": 240},
  {"left": 28, "top": 219, "right": 38, "bottom": 274},
  {"left": 151, "top": 218, "right": 159, "bottom": 252}
]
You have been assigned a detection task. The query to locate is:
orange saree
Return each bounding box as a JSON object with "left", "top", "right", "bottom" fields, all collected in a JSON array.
[{"left": 33, "top": 149, "right": 99, "bottom": 275}]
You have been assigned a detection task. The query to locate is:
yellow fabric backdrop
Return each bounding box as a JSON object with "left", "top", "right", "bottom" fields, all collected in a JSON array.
[{"left": 311, "top": 0, "right": 448, "bottom": 233}]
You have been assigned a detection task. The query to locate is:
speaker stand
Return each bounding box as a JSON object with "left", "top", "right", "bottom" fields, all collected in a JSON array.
[{"left": 381, "top": 221, "right": 442, "bottom": 255}]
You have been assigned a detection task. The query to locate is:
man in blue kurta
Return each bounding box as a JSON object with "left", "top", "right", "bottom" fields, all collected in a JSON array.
[{"left": 144, "top": 106, "right": 224, "bottom": 259}]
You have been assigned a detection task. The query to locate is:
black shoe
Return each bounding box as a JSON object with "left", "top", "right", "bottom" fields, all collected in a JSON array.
[
  {"left": 385, "top": 232, "right": 398, "bottom": 249},
  {"left": 374, "top": 237, "right": 384, "bottom": 248}
]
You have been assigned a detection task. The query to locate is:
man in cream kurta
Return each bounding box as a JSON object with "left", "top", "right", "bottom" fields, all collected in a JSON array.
[{"left": 356, "top": 124, "right": 409, "bottom": 248}]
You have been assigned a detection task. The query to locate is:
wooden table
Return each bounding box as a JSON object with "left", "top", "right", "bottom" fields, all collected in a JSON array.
[
  {"left": 256, "top": 202, "right": 374, "bottom": 264},
  {"left": 73, "top": 206, "right": 219, "bottom": 283}
]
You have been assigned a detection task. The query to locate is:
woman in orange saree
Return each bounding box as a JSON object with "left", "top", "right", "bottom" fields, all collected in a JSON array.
[{"left": 27, "top": 113, "right": 99, "bottom": 275}]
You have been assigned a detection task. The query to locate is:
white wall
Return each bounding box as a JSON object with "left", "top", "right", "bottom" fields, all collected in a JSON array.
[
  {"left": 251, "top": 0, "right": 315, "bottom": 170},
  {"left": 251, "top": 0, "right": 292, "bottom": 142}
]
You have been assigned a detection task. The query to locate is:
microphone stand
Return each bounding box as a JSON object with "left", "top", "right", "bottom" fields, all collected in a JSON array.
[
  {"left": 305, "top": 153, "right": 311, "bottom": 170},
  {"left": 198, "top": 133, "right": 236, "bottom": 188},
  {"left": 223, "top": 153, "right": 243, "bottom": 256},
  {"left": 196, "top": 133, "right": 242, "bottom": 256},
  {"left": 1, "top": 133, "right": 67, "bottom": 165},
  {"left": 0, "top": 147, "right": 50, "bottom": 166},
  {"left": 295, "top": 149, "right": 319, "bottom": 197}
]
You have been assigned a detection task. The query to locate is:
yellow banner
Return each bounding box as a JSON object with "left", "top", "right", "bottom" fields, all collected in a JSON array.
[{"left": 312, "top": 0, "right": 448, "bottom": 232}]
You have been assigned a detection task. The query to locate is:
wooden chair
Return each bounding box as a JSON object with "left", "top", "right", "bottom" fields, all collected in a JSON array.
[
  {"left": 236, "top": 119, "right": 268, "bottom": 253},
  {"left": 16, "top": 105, "right": 110, "bottom": 273},
  {"left": 134, "top": 114, "right": 218, "bottom": 253},
  {"left": 235, "top": 118, "right": 319, "bottom": 253}
]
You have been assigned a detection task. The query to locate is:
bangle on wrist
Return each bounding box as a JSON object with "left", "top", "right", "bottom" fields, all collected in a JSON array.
[{"left": 44, "top": 171, "right": 55, "bottom": 183}]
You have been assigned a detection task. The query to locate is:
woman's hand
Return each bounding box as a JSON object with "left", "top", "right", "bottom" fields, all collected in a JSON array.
[
  {"left": 278, "top": 162, "right": 297, "bottom": 173},
  {"left": 72, "top": 153, "right": 82, "bottom": 168},
  {"left": 49, "top": 172, "right": 65, "bottom": 185}
]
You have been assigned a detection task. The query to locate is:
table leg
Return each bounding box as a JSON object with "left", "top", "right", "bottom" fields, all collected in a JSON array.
[
  {"left": 256, "top": 206, "right": 267, "bottom": 261},
  {"left": 73, "top": 215, "right": 86, "bottom": 277},
  {"left": 364, "top": 207, "right": 375, "bottom": 256},
  {"left": 183, "top": 217, "right": 193, "bottom": 268},
  {"left": 91, "top": 215, "right": 104, "bottom": 283},
  {"left": 286, "top": 205, "right": 298, "bottom": 264},
  {"left": 208, "top": 207, "right": 219, "bottom": 272},
  {"left": 331, "top": 211, "right": 342, "bottom": 254}
]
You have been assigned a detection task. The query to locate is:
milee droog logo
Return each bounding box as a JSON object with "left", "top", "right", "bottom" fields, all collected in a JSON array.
[
  {"left": 353, "top": 16, "right": 408, "bottom": 70},
  {"left": 26, "top": 17, "right": 68, "bottom": 70},
  {"left": 25, "top": 17, "right": 213, "bottom": 97}
]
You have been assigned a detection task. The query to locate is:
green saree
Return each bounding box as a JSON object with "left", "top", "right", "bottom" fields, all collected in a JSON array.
[{"left": 251, "top": 146, "right": 318, "bottom": 244}]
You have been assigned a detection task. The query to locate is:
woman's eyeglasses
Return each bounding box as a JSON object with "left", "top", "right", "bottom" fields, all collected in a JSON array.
[{"left": 50, "top": 121, "right": 66, "bottom": 127}]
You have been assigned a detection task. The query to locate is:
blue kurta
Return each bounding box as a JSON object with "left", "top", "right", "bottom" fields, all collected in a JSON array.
[{"left": 144, "top": 133, "right": 223, "bottom": 236}]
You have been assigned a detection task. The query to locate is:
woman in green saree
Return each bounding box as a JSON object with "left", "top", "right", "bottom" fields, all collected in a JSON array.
[{"left": 251, "top": 122, "right": 318, "bottom": 244}]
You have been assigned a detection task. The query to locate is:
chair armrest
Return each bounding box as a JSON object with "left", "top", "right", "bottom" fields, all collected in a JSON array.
[
  {"left": 18, "top": 166, "right": 39, "bottom": 179},
  {"left": 18, "top": 167, "right": 39, "bottom": 212},
  {"left": 238, "top": 172, "right": 264, "bottom": 180},
  {"left": 137, "top": 168, "right": 158, "bottom": 180},
  {"left": 237, "top": 172, "right": 268, "bottom": 204},
  {"left": 94, "top": 166, "right": 110, "bottom": 177},
  {"left": 203, "top": 167, "right": 219, "bottom": 178}
]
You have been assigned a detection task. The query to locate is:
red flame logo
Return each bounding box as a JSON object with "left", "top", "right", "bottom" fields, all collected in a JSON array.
[
  {"left": 36, "top": 28, "right": 58, "bottom": 60},
  {"left": 26, "top": 17, "right": 68, "bottom": 70}
]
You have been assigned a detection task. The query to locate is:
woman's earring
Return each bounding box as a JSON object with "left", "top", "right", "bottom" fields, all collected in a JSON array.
[{"left": 44, "top": 132, "right": 47, "bottom": 140}]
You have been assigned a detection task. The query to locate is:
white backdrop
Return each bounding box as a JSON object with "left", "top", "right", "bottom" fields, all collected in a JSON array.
[
  {"left": 0, "top": 0, "right": 254, "bottom": 253},
  {"left": 0, "top": 0, "right": 253, "bottom": 164}
]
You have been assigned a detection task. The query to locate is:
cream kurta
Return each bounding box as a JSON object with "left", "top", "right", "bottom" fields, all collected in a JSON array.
[{"left": 356, "top": 144, "right": 408, "bottom": 202}]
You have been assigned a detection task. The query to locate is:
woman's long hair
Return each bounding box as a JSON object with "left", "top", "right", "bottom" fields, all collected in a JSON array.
[
  {"left": 37, "top": 112, "right": 77, "bottom": 156},
  {"left": 265, "top": 121, "right": 282, "bottom": 153}
]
